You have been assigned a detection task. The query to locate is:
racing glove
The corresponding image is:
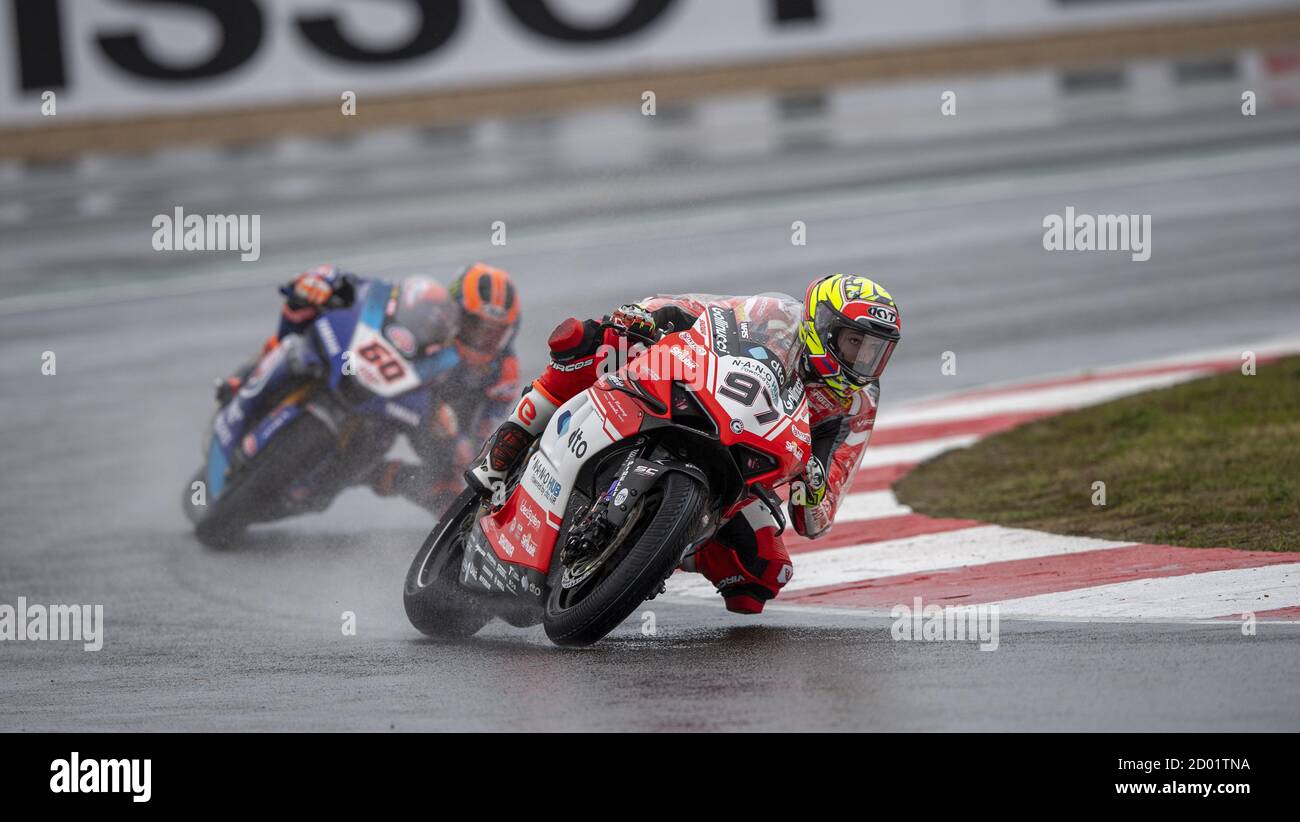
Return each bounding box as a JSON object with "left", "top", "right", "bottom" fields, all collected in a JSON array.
[
  {"left": 609, "top": 304, "right": 657, "bottom": 340},
  {"left": 281, "top": 265, "right": 356, "bottom": 311},
  {"left": 792, "top": 454, "right": 828, "bottom": 508}
]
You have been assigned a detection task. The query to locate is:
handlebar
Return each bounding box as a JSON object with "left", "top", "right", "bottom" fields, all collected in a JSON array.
[{"left": 598, "top": 320, "right": 666, "bottom": 347}]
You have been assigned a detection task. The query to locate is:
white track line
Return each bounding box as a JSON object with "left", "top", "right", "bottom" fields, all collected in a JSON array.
[
  {"left": 858, "top": 434, "right": 979, "bottom": 468},
  {"left": 988, "top": 563, "right": 1300, "bottom": 620},
  {"left": 833, "top": 490, "right": 912, "bottom": 522},
  {"left": 896, "top": 337, "right": 1300, "bottom": 412},
  {"left": 875, "top": 369, "right": 1213, "bottom": 428}
]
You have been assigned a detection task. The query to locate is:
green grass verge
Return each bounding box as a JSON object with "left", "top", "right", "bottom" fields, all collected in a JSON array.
[{"left": 893, "top": 356, "right": 1300, "bottom": 552}]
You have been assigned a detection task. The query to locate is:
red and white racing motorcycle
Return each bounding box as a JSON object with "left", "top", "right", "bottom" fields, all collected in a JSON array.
[{"left": 403, "top": 295, "right": 812, "bottom": 646}]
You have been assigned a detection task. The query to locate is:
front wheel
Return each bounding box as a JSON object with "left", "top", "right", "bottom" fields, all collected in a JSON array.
[
  {"left": 544, "top": 471, "right": 707, "bottom": 647},
  {"left": 403, "top": 488, "right": 492, "bottom": 640},
  {"left": 189, "top": 414, "right": 334, "bottom": 548}
]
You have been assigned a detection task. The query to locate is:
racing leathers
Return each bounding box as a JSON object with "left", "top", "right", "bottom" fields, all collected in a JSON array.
[{"left": 468, "top": 293, "right": 878, "bottom": 614}]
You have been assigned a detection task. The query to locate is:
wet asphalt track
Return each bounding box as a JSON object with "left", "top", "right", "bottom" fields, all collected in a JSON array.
[{"left": 2, "top": 99, "right": 1300, "bottom": 730}]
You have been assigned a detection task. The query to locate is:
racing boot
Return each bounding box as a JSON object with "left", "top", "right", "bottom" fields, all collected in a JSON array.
[
  {"left": 466, "top": 315, "right": 619, "bottom": 500},
  {"left": 682, "top": 499, "right": 793, "bottom": 614},
  {"left": 464, "top": 382, "right": 558, "bottom": 500}
]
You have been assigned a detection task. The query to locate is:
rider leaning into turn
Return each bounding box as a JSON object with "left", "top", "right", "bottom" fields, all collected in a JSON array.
[
  {"left": 222, "top": 262, "right": 522, "bottom": 512},
  {"left": 465, "top": 273, "right": 901, "bottom": 615}
]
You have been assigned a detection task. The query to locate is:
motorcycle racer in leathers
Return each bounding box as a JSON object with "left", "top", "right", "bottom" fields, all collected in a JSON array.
[
  {"left": 220, "top": 262, "right": 522, "bottom": 512},
  {"left": 464, "top": 273, "right": 900, "bottom": 614}
]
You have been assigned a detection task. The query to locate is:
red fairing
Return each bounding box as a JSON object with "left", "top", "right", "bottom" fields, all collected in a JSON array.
[
  {"left": 480, "top": 484, "right": 560, "bottom": 573},
  {"left": 668, "top": 322, "right": 810, "bottom": 482}
]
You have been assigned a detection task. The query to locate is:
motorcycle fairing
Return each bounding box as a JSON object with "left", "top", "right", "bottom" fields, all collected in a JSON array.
[
  {"left": 477, "top": 389, "right": 619, "bottom": 576},
  {"left": 204, "top": 340, "right": 298, "bottom": 502}
]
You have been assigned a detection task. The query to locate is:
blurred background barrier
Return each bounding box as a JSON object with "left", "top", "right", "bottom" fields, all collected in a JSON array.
[{"left": 2, "top": 0, "right": 1299, "bottom": 156}]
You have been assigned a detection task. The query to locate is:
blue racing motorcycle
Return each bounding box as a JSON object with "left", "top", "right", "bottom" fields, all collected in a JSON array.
[{"left": 184, "top": 279, "right": 460, "bottom": 546}]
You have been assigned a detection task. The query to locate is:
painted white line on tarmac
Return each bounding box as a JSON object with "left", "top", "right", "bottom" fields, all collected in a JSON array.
[
  {"left": 898, "top": 337, "right": 1300, "bottom": 412},
  {"left": 875, "top": 369, "right": 1214, "bottom": 428},
  {"left": 988, "top": 563, "right": 1300, "bottom": 620},
  {"left": 833, "top": 490, "right": 912, "bottom": 522},
  {"left": 858, "top": 434, "right": 979, "bottom": 468}
]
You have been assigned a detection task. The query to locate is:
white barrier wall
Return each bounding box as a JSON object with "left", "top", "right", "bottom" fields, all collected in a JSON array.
[{"left": 1, "top": 0, "right": 1294, "bottom": 125}]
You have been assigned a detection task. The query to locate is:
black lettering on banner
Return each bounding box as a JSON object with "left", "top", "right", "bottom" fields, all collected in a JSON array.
[
  {"left": 503, "top": 0, "right": 675, "bottom": 43},
  {"left": 297, "top": 0, "right": 461, "bottom": 64},
  {"left": 96, "top": 0, "right": 263, "bottom": 81},
  {"left": 12, "top": 0, "right": 67, "bottom": 91},
  {"left": 9, "top": 0, "right": 822, "bottom": 98},
  {"left": 772, "top": 0, "right": 818, "bottom": 24}
]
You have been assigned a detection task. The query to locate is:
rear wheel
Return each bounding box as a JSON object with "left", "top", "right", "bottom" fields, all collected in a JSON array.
[
  {"left": 403, "top": 489, "right": 492, "bottom": 639},
  {"left": 190, "top": 415, "right": 334, "bottom": 548},
  {"left": 543, "top": 471, "right": 707, "bottom": 647}
]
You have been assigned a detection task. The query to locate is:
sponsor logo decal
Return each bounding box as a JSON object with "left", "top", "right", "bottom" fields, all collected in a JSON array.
[
  {"left": 316, "top": 318, "right": 342, "bottom": 357},
  {"left": 567, "top": 428, "right": 588, "bottom": 458},
  {"left": 785, "top": 438, "right": 804, "bottom": 462},
  {"left": 517, "top": 396, "right": 537, "bottom": 427},
  {"left": 709, "top": 306, "right": 733, "bottom": 355},
  {"left": 498, "top": 533, "right": 516, "bottom": 557},
  {"left": 529, "top": 460, "right": 562, "bottom": 503},
  {"left": 784, "top": 379, "right": 806, "bottom": 414},
  {"left": 556, "top": 410, "right": 572, "bottom": 435},
  {"left": 519, "top": 533, "right": 538, "bottom": 557},
  {"left": 384, "top": 402, "right": 420, "bottom": 427},
  {"left": 552, "top": 356, "right": 595, "bottom": 373},
  {"left": 384, "top": 323, "right": 417, "bottom": 357},
  {"left": 668, "top": 344, "right": 696, "bottom": 373},
  {"left": 213, "top": 412, "right": 234, "bottom": 448},
  {"left": 867, "top": 304, "right": 898, "bottom": 325},
  {"left": 805, "top": 385, "right": 843, "bottom": 415},
  {"left": 518, "top": 499, "right": 541, "bottom": 530}
]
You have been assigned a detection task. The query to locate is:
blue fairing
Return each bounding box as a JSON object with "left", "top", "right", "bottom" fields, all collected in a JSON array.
[
  {"left": 319, "top": 302, "right": 364, "bottom": 391},
  {"left": 205, "top": 437, "right": 229, "bottom": 499}
]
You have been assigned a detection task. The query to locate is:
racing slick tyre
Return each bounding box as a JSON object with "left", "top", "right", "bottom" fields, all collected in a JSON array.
[
  {"left": 403, "top": 488, "right": 493, "bottom": 640},
  {"left": 543, "top": 471, "right": 707, "bottom": 647},
  {"left": 190, "top": 415, "right": 334, "bottom": 548}
]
